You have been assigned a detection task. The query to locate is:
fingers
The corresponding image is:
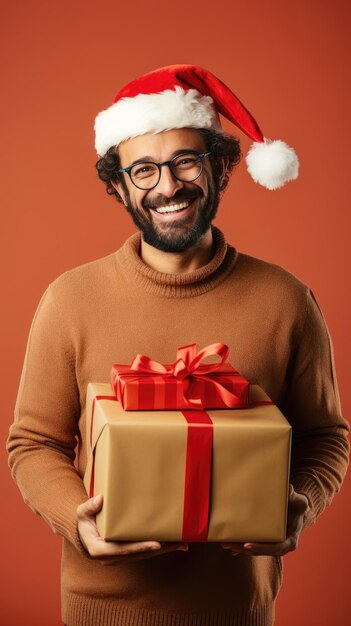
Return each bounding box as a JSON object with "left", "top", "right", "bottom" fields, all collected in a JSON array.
[
  {"left": 286, "top": 486, "right": 310, "bottom": 541},
  {"left": 241, "top": 538, "right": 296, "bottom": 556},
  {"left": 99, "top": 542, "right": 189, "bottom": 566},
  {"left": 221, "top": 541, "right": 290, "bottom": 557},
  {"left": 89, "top": 537, "right": 163, "bottom": 559},
  {"left": 221, "top": 532, "right": 298, "bottom": 557},
  {"left": 77, "top": 495, "right": 189, "bottom": 562},
  {"left": 288, "top": 484, "right": 309, "bottom": 514},
  {"left": 92, "top": 540, "right": 189, "bottom": 560},
  {"left": 88, "top": 540, "right": 189, "bottom": 564},
  {"left": 77, "top": 494, "right": 103, "bottom": 519}
]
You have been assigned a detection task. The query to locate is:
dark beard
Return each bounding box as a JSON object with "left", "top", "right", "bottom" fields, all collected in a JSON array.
[{"left": 122, "top": 179, "right": 221, "bottom": 253}]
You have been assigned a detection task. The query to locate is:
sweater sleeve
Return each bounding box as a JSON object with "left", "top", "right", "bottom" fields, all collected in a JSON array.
[
  {"left": 6, "top": 286, "right": 182, "bottom": 563},
  {"left": 6, "top": 285, "right": 90, "bottom": 555},
  {"left": 281, "top": 287, "right": 350, "bottom": 530}
]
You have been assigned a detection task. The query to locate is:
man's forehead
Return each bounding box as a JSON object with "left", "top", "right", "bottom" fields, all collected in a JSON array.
[{"left": 118, "top": 127, "right": 206, "bottom": 162}]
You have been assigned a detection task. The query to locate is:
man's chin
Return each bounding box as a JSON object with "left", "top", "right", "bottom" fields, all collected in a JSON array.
[
  {"left": 140, "top": 219, "right": 213, "bottom": 253},
  {"left": 142, "top": 236, "right": 198, "bottom": 254}
]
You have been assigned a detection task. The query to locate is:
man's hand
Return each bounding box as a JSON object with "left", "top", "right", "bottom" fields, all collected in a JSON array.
[
  {"left": 221, "top": 484, "right": 310, "bottom": 557},
  {"left": 77, "top": 494, "right": 189, "bottom": 564}
]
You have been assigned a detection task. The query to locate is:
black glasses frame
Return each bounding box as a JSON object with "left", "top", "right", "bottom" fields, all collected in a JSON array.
[{"left": 117, "top": 151, "right": 211, "bottom": 190}]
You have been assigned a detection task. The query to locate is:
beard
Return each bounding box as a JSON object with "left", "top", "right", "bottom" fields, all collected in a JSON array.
[{"left": 121, "top": 175, "right": 221, "bottom": 253}]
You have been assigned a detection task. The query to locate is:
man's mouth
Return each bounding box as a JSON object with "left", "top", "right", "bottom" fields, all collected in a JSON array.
[{"left": 148, "top": 198, "right": 197, "bottom": 216}]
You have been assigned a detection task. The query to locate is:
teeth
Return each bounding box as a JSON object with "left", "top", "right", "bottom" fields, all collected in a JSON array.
[{"left": 155, "top": 200, "right": 191, "bottom": 214}]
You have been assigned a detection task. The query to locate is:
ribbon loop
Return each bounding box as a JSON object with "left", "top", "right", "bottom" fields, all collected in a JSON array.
[
  {"left": 187, "top": 342, "right": 229, "bottom": 374},
  {"left": 111, "top": 342, "right": 248, "bottom": 411},
  {"left": 129, "top": 353, "right": 169, "bottom": 375}
]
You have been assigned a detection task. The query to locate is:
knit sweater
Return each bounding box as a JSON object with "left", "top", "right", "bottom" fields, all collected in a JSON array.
[{"left": 7, "top": 225, "right": 349, "bottom": 626}]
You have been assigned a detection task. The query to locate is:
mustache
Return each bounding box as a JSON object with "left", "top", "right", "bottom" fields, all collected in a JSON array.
[{"left": 143, "top": 190, "right": 202, "bottom": 211}]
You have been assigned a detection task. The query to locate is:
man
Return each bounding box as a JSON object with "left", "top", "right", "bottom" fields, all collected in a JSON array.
[{"left": 7, "top": 65, "right": 349, "bottom": 626}]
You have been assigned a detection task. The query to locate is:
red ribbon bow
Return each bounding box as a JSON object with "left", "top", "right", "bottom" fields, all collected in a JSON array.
[{"left": 112, "top": 342, "right": 244, "bottom": 410}]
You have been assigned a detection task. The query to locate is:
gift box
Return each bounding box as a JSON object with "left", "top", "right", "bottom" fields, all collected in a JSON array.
[
  {"left": 111, "top": 342, "right": 250, "bottom": 411},
  {"left": 83, "top": 382, "right": 291, "bottom": 543}
]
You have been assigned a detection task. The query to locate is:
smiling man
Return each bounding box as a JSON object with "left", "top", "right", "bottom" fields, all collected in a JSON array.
[
  {"left": 113, "top": 128, "right": 216, "bottom": 254},
  {"left": 7, "top": 65, "right": 349, "bottom": 626}
]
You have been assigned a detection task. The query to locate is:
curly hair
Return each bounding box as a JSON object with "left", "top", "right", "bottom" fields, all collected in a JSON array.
[{"left": 95, "top": 128, "right": 242, "bottom": 203}]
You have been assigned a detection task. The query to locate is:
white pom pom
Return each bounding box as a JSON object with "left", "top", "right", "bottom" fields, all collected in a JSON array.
[{"left": 245, "top": 138, "right": 299, "bottom": 190}]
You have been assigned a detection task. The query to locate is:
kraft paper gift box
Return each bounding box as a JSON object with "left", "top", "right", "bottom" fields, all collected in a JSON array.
[
  {"left": 83, "top": 382, "right": 291, "bottom": 543},
  {"left": 110, "top": 342, "right": 250, "bottom": 411}
]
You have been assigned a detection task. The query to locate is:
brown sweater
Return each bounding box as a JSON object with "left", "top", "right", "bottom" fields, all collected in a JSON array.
[{"left": 7, "top": 225, "right": 349, "bottom": 626}]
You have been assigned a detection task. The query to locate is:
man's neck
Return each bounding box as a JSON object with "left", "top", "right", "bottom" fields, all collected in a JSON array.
[{"left": 139, "top": 228, "right": 214, "bottom": 274}]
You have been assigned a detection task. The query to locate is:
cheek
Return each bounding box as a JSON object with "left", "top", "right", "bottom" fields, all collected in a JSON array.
[
  {"left": 124, "top": 184, "right": 143, "bottom": 206},
  {"left": 139, "top": 192, "right": 149, "bottom": 207},
  {"left": 135, "top": 192, "right": 151, "bottom": 212},
  {"left": 200, "top": 174, "right": 211, "bottom": 196},
  {"left": 201, "top": 166, "right": 213, "bottom": 188}
]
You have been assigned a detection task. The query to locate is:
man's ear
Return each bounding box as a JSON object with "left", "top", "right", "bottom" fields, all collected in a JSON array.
[
  {"left": 111, "top": 180, "right": 127, "bottom": 204},
  {"left": 219, "top": 157, "right": 228, "bottom": 188}
]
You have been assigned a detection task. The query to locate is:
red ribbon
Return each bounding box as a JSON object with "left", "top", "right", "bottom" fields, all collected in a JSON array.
[
  {"left": 111, "top": 342, "right": 247, "bottom": 410},
  {"left": 181, "top": 409, "right": 213, "bottom": 541},
  {"left": 89, "top": 394, "right": 117, "bottom": 498}
]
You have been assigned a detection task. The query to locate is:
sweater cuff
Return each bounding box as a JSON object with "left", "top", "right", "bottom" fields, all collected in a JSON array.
[
  {"left": 41, "top": 489, "right": 92, "bottom": 558},
  {"left": 290, "top": 475, "right": 325, "bottom": 530}
]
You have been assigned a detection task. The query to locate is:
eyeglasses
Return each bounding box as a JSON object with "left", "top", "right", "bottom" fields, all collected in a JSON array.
[{"left": 117, "top": 151, "right": 211, "bottom": 190}]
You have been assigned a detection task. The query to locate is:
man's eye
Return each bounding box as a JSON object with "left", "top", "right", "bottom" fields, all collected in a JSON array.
[
  {"left": 175, "top": 157, "right": 198, "bottom": 169},
  {"left": 135, "top": 166, "right": 151, "bottom": 175},
  {"left": 133, "top": 165, "right": 157, "bottom": 178}
]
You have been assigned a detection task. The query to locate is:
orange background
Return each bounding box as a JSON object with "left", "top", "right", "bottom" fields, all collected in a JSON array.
[{"left": 1, "top": 1, "right": 350, "bottom": 625}]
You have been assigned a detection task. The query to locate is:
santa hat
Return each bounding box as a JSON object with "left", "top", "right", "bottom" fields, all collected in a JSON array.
[{"left": 94, "top": 64, "right": 299, "bottom": 191}]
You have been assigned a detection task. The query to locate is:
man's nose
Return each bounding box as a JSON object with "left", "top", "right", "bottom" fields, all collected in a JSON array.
[{"left": 154, "top": 165, "right": 184, "bottom": 197}]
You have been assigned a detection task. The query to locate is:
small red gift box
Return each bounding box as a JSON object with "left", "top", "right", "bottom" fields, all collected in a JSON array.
[{"left": 110, "top": 342, "right": 249, "bottom": 411}]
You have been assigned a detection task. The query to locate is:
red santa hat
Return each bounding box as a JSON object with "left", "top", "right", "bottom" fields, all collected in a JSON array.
[{"left": 94, "top": 64, "right": 299, "bottom": 191}]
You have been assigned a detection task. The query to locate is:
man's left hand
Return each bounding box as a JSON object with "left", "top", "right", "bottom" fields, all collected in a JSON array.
[{"left": 221, "top": 484, "right": 310, "bottom": 557}]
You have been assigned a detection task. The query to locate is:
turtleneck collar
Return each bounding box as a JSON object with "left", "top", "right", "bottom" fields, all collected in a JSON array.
[{"left": 115, "top": 225, "right": 238, "bottom": 298}]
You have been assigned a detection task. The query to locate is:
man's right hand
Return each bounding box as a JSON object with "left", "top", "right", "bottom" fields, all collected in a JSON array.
[{"left": 77, "top": 494, "right": 189, "bottom": 564}]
